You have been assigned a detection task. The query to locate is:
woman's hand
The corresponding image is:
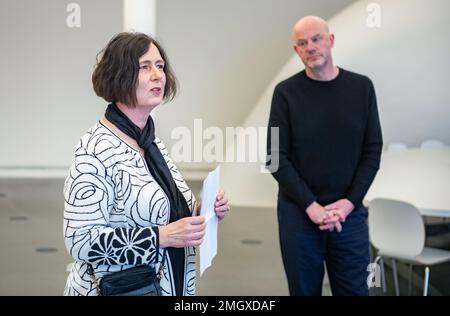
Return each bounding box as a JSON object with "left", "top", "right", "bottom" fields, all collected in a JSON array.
[
  {"left": 159, "top": 216, "right": 206, "bottom": 248},
  {"left": 215, "top": 189, "right": 230, "bottom": 221}
]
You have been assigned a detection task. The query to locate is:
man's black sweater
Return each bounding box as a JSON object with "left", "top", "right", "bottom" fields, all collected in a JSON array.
[{"left": 267, "top": 68, "right": 383, "bottom": 210}]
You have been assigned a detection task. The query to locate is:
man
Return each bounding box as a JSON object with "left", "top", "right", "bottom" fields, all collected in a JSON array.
[{"left": 267, "top": 16, "right": 382, "bottom": 296}]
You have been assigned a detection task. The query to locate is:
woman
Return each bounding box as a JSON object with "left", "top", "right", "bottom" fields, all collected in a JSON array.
[{"left": 63, "top": 32, "right": 230, "bottom": 296}]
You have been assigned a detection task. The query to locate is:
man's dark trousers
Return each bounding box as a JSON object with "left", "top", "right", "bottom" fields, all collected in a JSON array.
[{"left": 277, "top": 198, "right": 370, "bottom": 296}]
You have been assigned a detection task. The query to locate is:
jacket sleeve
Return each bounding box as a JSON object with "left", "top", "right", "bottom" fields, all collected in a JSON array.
[
  {"left": 267, "top": 84, "right": 316, "bottom": 211},
  {"left": 63, "top": 146, "right": 159, "bottom": 266}
]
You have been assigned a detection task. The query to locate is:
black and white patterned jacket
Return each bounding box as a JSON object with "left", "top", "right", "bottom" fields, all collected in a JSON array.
[{"left": 63, "top": 121, "right": 196, "bottom": 296}]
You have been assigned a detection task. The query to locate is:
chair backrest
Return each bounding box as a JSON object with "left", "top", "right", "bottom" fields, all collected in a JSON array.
[
  {"left": 368, "top": 198, "right": 425, "bottom": 259},
  {"left": 387, "top": 142, "right": 407, "bottom": 153},
  {"left": 420, "top": 140, "right": 445, "bottom": 150}
]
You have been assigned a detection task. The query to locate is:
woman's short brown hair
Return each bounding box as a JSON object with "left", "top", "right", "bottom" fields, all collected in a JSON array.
[{"left": 92, "top": 32, "right": 177, "bottom": 106}]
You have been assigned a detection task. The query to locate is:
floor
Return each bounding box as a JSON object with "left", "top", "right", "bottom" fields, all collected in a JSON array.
[
  {"left": 0, "top": 178, "right": 448, "bottom": 296},
  {"left": 0, "top": 178, "right": 293, "bottom": 296}
]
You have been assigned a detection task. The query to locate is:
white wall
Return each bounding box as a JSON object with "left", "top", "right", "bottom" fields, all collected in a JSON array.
[
  {"left": 332, "top": 0, "right": 450, "bottom": 146},
  {"left": 0, "top": 0, "right": 122, "bottom": 171},
  {"left": 222, "top": 0, "right": 450, "bottom": 208},
  {"left": 123, "top": 0, "right": 155, "bottom": 34},
  {"left": 0, "top": 0, "right": 354, "bottom": 176},
  {"left": 154, "top": 0, "right": 355, "bottom": 170}
]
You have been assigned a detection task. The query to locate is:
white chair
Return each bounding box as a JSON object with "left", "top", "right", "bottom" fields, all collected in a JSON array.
[
  {"left": 387, "top": 142, "right": 407, "bottom": 153},
  {"left": 368, "top": 198, "right": 450, "bottom": 296},
  {"left": 420, "top": 140, "right": 445, "bottom": 150}
]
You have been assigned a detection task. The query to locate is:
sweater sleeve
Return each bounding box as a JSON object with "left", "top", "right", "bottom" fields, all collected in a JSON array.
[
  {"left": 267, "top": 85, "right": 317, "bottom": 210},
  {"left": 63, "top": 147, "right": 160, "bottom": 266},
  {"left": 346, "top": 80, "right": 383, "bottom": 206}
]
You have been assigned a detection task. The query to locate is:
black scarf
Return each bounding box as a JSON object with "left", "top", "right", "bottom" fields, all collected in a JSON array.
[{"left": 105, "top": 103, "right": 191, "bottom": 296}]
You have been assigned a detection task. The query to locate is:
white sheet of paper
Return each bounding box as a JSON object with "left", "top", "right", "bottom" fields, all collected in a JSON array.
[{"left": 199, "top": 165, "right": 220, "bottom": 276}]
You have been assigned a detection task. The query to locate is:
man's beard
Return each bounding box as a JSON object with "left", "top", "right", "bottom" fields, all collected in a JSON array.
[{"left": 308, "top": 56, "right": 328, "bottom": 71}]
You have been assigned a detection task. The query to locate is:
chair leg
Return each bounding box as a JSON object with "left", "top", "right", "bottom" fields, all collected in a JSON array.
[
  {"left": 392, "top": 258, "right": 400, "bottom": 296},
  {"left": 423, "top": 266, "right": 430, "bottom": 296},
  {"left": 408, "top": 264, "right": 413, "bottom": 296},
  {"left": 379, "top": 257, "right": 387, "bottom": 294}
]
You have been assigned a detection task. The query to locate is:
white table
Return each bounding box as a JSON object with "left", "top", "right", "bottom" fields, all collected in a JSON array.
[{"left": 364, "top": 147, "right": 450, "bottom": 217}]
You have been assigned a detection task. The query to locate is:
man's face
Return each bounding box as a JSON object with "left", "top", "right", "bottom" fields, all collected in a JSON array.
[{"left": 293, "top": 25, "right": 334, "bottom": 72}]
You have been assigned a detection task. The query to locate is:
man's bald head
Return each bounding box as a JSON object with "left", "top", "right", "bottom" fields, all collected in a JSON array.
[
  {"left": 291, "top": 16, "right": 336, "bottom": 77},
  {"left": 292, "top": 16, "right": 330, "bottom": 41}
]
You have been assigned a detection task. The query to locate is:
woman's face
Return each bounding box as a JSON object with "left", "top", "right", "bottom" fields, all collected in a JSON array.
[{"left": 135, "top": 43, "right": 166, "bottom": 109}]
